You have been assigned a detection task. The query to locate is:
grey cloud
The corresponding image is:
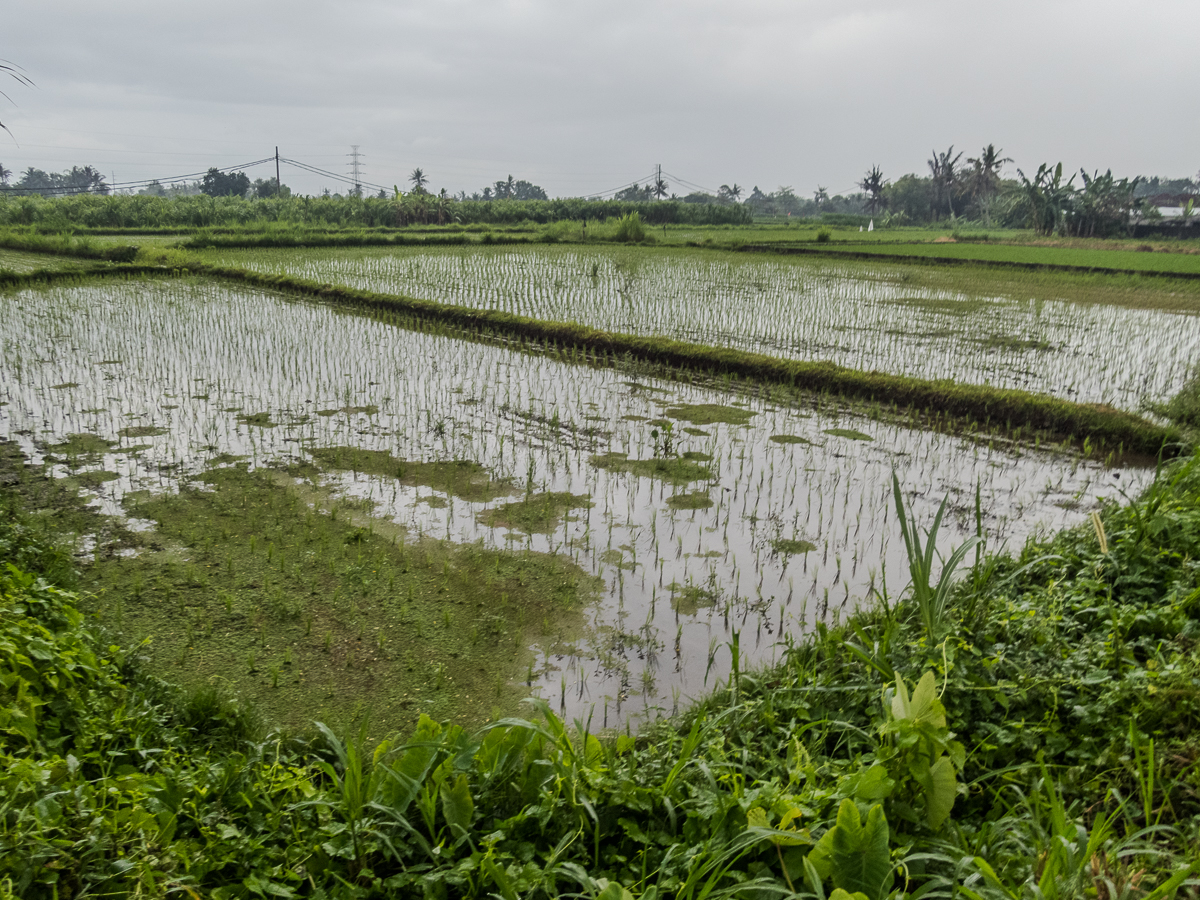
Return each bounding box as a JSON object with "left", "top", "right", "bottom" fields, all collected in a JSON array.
[{"left": 4, "top": 0, "right": 1197, "bottom": 198}]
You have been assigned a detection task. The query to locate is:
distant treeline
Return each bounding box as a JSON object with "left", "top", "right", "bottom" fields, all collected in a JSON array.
[
  {"left": 743, "top": 149, "right": 1199, "bottom": 236},
  {"left": 0, "top": 193, "right": 751, "bottom": 230}
]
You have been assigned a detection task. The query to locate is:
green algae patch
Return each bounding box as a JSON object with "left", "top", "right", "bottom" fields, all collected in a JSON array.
[
  {"left": 682, "top": 427, "right": 709, "bottom": 436},
  {"left": 682, "top": 451, "right": 713, "bottom": 461},
  {"left": 589, "top": 452, "right": 713, "bottom": 485},
  {"left": 770, "top": 434, "right": 813, "bottom": 445},
  {"left": 82, "top": 464, "right": 596, "bottom": 737},
  {"left": 50, "top": 382, "right": 80, "bottom": 390},
  {"left": 823, "top": 428, "right": 874, "bottom": 441},
  {"left": 887, "top": 296, "right": 992, "bottom": 316},
  {"left": 44, "top": 433, "right": 115, "bottom": 463},
  {"left": 308, "top": 446, "right": 515, "bottom": 503},
  {"left": 75, "top": 470, "right": 120, "bottom": 490},
  {"left": 772, "top": 538, "right": 817, "bottom": 555},
  {"left": 666, "top": 490, "right": 713, "bottom": 511},
  {"left": 119, "top": 425, "right": 168, "bottom": 439},
  {"left": 669, "top": 583, "right": 720, "bottom": 615},
  {"left": 316, "top": 404, "right": 379, "bottom": 417},
  {"left": 236, "top": 411, "right": 277, "bottom": 428},
  {"left": 478, "top": 492, "right": 593, "bottom": 534},
  {"left": 977, "top": 334, "right": 1056, "bottom": 352},
  {"left": 663, "top": 403, "right": 756, "bottom": 427},
  {"left": 0, "top": 439, "right": 140, "bottom": 566}
]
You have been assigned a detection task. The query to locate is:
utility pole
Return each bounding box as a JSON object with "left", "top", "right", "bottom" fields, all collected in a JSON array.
[
  {"left": 348, "top": 145, "right": 364, "bottom": 197},
  {"left": 275, "top": 147, "right": 280, "bottom": 192}
]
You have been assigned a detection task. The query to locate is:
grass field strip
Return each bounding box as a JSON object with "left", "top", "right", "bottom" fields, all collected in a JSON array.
[
  {"left": 0, "top": 279, "right": 1151, "bottom": 725},
  {"left": 0, "top": 248, "right": 90, "bottom": 273},
  {"left": 203, "top": 245, "right": 1200, "bottom": 413}
]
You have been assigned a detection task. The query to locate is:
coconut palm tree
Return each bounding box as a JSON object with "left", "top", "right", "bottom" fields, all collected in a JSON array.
[
  {"left": 928, "top": 146, "right": 964, "bottom": 220},
  {"left": 1, "top": 61, "right": 32, "bottom": 136},
  {"left": 652, "top": 177, "right": 669, "bottom": 200},
  {"left": 0, "top": 163, "right": 10, "bottom": 186},
  {"left": 435, "top": 188, "right": 453, "bottom": 225},
  {"left": 966, "top": 145, "right": 1012, "bottom": 225},
  {"left": 409, "top": 167, "right": 428, "bottom": 193},
  {"left": 858, "top": 166, "right": 887, "bottom": 215}
]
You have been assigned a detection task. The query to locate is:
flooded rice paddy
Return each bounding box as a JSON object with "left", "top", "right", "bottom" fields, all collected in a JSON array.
[
  {"left": 202, "top": 244, "right": 1200, "bottom": 412},
  {"left": 0, "top": 278, "right": 1152, "bottom": 727}
]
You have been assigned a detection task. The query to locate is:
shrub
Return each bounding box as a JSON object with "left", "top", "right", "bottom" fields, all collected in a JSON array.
[{"left": 612, "top": 212, "right": 647, "bottom": 243}]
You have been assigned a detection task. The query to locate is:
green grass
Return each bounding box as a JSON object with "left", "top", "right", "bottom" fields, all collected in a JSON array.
[
  {"left": 798, "top": 239, "right": 1200, "bottom": 275},
  {"left": 476, "top": 491, "right": 593, "bottom": 533},
  {"left": 0, "top": 247, "right": 93, "bottom": 273},
  {"left": 665, "top": 489, "right": 714, "bottom": 510},
  {"left": 307, "top": 446, "right": 515, "bottom": 503},
  {"left": 6, "top": 442, "right": 1200, "bottom": 898},
  {"left": 589, "top": 452, "right": 715, "bottom": 485},
  {"left": 82, "top": 463, "right": 594, "bottom": 736},
  {"left": 662, "top": 402, "right": 757, "bottom": 426}
]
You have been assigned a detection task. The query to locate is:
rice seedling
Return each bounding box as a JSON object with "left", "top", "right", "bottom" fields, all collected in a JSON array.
[
  {"left": 0, "top": 275, "right": 1158, "bottom": 727},
  {"left": 200, "top": 243, "right": 1200, "bottom": 411}
]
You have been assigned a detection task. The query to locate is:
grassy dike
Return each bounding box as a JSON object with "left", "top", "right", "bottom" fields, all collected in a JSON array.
[{"left": 3, "top": 443, "right": 1200, "bottom": 898}]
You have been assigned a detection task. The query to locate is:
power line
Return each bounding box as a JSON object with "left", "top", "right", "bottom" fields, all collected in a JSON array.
[
  {"left": 278, "top": 157, "right": 391, "bottom": 194},
  {"left": 0, "top": 157, "right": 275, "bottom": 195},
  {"left": 661, "top": 170, "right": 718, "bottom": 196},
  {"left": 583, "top": 173, "right": 660, "bottom": 198}
]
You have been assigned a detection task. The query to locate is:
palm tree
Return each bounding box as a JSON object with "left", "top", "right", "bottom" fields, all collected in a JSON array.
[
  {"left": 966, "top": 145, "right": 1012, "bottom": 226},
  {"left": 0, "top": 60, "right": 33, "bottom": 137},
  {"left": 435, "top": 189, "right": 451, "bottom": 225},
  {"left": 858, "top": 166, "right": 887, "bottom": 215},
  {"left": 409, "top": 167, "right": 428, "bottom": 193},
  {"left": 928, "top": 146, "right": 964, "bottom": 220},
  {"left": 813, "top": 185, "right": 829, "bottom": 209},
  {"left": 0, "top": 163, "right": 10, "bottom": 186},
  {"left": 652, "top": 177, "right": 668, "bottom": 200}
]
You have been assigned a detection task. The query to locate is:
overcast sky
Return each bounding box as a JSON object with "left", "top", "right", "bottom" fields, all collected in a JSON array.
[{"left": 4, "top": 0, "right": 1198, "bottom": 198}]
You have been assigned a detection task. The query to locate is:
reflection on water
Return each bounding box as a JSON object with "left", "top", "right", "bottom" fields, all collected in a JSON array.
[
  {"left": 0, "top": 280, "right": 1150, "bottom": 726},
  {"left": 208, "top": 244, "right": 1200, "bottom": 411}
]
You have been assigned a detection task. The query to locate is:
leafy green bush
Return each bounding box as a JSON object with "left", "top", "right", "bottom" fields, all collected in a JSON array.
[
  {"left": 816, "top": 226, "right": 833, "bottom": 242},
  {"left": 612, "top": 212, "right": 647, "bottom": 243},
  {"left": 1152, "top": 364, "right": 1200, "bottom": 431},
  {"left": 4, "top": 449, "right": 1200, "bottom": 897}
]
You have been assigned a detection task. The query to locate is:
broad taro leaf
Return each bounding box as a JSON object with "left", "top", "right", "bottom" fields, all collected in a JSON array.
[
  {"left": 829, "top": 799, "right": 892, "bottom": 900},
  {"left": 906, "top": 671, "right": 945, "bottom": 729},
  {"left": 853, "top": 764, "right": 896, "bottom": 801},
  {"left": 925, "top": 756, "right": 957, "bottom": 830},
  {"left": 440, "top": 772, "right": 474, "bottom": 837}
]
